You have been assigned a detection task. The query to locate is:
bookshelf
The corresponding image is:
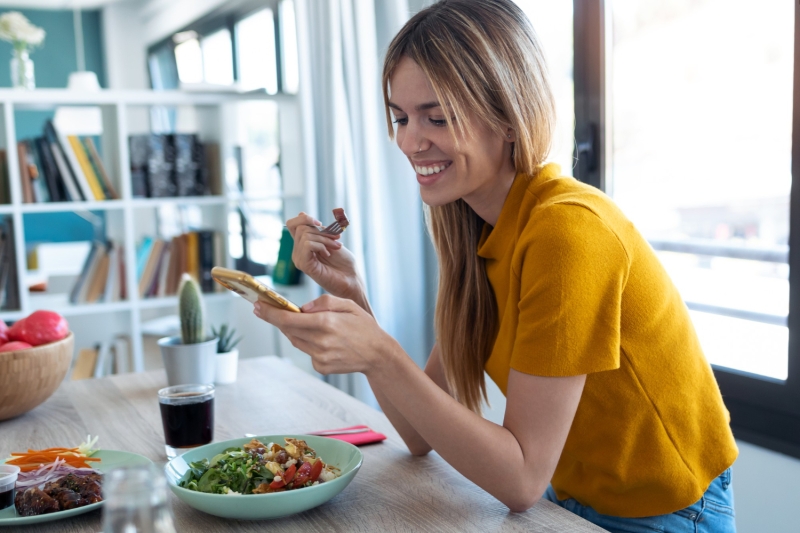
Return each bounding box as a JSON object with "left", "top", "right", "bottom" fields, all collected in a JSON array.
[{"left": 0, "top": 88, "right": 316, "bottom": 372}]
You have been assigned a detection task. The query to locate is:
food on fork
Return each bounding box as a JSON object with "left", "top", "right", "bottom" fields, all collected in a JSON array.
[{"left": 332, "top": 208, "right": 349, "bottom": 230}]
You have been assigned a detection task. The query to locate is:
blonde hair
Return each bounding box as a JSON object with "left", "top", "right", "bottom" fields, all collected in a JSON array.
[{"left": 382, "top": 0, "right": 556, "bottom": 412}]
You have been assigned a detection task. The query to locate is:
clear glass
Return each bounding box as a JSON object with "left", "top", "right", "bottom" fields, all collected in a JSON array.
[
  {"left": 236, "top": 9, "right": 279, "bottom": 94},
  {"left": 608, "top": 0, "right": 793, "bottom": 379},
  {"left": 157, "top": 384, "right": 215, "bottom": 459},
  {"left": 279, "top": 0, "right": 300, "bottom": 94},
  {"left": 101, "top": 464, "right": 177, "bottom": 533},
  {"left": 10, "top": 48, "right": 35, "bottom": 90},
  {"left": 513, "top": 0, "right": 574, "bottom": 175},
  {"left": 174, "top": 38, "right": 203, "bottom": 84},
  {"left": 201, "top": 28, "right": 234, "bottom": 85}
]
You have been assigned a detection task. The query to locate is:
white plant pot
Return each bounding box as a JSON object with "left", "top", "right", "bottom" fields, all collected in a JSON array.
[
  {"left": 215, "top": 349, "right": 239, "bottom": 384},
  {"left": 158, "top": 336, "right": 218, "bottom": 386}
]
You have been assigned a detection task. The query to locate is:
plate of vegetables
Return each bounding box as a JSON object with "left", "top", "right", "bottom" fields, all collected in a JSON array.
[
  {"left": 164, "top": 435, "right": 362, "bottom": 520},
  {"left": 0, "top": 437, "right": 153, "bottom": 526}
]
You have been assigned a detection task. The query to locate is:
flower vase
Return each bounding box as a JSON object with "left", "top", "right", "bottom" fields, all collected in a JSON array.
[{"left": 10, "top": 48, "right": 34, "bottom": 90}]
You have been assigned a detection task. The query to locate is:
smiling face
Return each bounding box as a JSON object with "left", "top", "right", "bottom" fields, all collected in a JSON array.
[{"left": 388, "top": 57, "right": 516, "bottom": 216}]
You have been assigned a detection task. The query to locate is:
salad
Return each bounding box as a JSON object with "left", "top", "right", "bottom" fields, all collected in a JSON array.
[{"left": 180, "top": 438, "right": 339, "bottom": 495}]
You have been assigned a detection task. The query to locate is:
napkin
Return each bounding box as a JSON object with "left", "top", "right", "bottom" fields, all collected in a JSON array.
[{"left": 321, "top": 425, "right": 386, "bottom": 446}]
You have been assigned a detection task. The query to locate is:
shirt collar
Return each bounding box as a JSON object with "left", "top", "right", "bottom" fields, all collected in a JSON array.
[{"left": 477, "top": 163, "right": 561, "bottom": 260}]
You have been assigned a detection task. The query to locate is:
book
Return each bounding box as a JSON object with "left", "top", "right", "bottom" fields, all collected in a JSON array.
[
  {"left": 83, "top": 137, "right": 118, "bottom": 200},
  {"left": 0, "top": 150, "right": 8, "bottom": 205},
  {"left": 71, "top": 347, "right": 98, "bottom": 380},
  {"left": 129, "top": 135, "right": 150, "bottom": 198},
  {"left": 156, "top": 243, "right": 171, "bottom": 297},
  {"left": 146, "top": 134, "right": 176, "bottom": 197},
  {"left": 197, "top": 230, "right": 215, "bottom": 292},
  {"left": 205, "top": 142, "right": 221, "bottom": 195},
  {"left": 103, "top": 243, "right": 118, "bottom": 302},
  {"left": 44, "top": 121, "right": 83, "bottom": 201},
  {"left": 34, "top": 137, "right": 66, "bottom": 202},
  {"left": 0, "top": 218, "right": 19, "bottom": 310},
  {"left": 138, "top": 239, "right": 164, "bottom": 297},
  {"left": 69, "top": 241, "right": 100, "bottom": 304},
  {"left": 68, "top": 135, "right": 105, "bottom": 200},
  {"left": 185, "top": 232, "right": 199, "bottom": 282},
  {"left": 136, "top": 236, "right": 154, "bottom": 280},
  {"left": 213, "top": 231, "right": 225, "bottom": 291},
  {"left": 112, "top": 335, "right": 132, "bottom": 374},
  {"left": 16, "top": 142, "right": 34, "bottom": 203},
  {"left": 76, "top": 243, "right": 107, "bottom": 304},
  {"left": 173, "top": 134, "right": 199, "bottom": 196},
  {"left": 85, "top": 245, "right": 111, "bottom": 303},
  {"left": 25, "top": 140, "right": 50, "bottom": 203},
  {"left": 145, "top": 240, "right": 169, "bottom": 297},
  {"left": 53, "top": 123, "right": 95, "bottom": 201},
  {"left": 93, "top": 340, "right": 113, "bottom": 378}
]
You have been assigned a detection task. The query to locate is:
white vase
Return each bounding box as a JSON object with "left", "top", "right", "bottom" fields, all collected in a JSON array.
[
  {"left": 215, "top": 349, "right": 239, "bottom": 384},
  {"left": 10, "top": 48, "right": 34, "bottom": 90},
  {"left": 158, "top": 336, "right": 218, "bottom": 386}
]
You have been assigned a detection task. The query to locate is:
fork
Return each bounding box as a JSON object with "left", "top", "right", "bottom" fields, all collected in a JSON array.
[{"left": 307, "top": 219, "right": 346, "bottom": 236}]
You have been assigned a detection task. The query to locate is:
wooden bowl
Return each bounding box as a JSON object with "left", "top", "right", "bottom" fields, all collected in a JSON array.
[{"left": 0, "top": 332, "right": 74, "bottom": 421}]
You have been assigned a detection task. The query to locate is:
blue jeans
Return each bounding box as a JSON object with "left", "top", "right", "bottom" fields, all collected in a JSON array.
[{"left": 544, "top": 468, "right": 736, "bottom": 533}]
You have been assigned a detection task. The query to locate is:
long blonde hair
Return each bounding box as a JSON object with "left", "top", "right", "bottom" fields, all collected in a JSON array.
[{"left": 382, "top": 0, "right": 556, "bottom": 412}]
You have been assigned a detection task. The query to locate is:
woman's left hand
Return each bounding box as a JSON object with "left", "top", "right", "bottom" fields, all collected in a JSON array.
[{"left": 253, "top": 294, "right": 396, "bottom": 375}]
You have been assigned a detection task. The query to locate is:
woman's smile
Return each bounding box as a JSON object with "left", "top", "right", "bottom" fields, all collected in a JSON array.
[{"left": 413, "top": 159, "right": 453, "bottom": 185}]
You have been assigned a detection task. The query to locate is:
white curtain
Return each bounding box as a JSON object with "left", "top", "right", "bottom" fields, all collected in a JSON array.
[{"left": 302, "top": 0, "right": 432, "bottom": 405}]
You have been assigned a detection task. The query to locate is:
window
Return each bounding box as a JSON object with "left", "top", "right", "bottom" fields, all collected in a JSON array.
[
  {"left": 513, "top": 0, "right": 575, "bottom": 175},
  {"left": 279, "top": 0, "right": 300, "bottom": 94},
  {"left": 574, "top": 0, "right": 800, "bottom": 457},
  {"left": 174, "top": 34, "right": 203, "bottom": 84},
  {"left": 202, "top": 28, "right": 234, "bottom": 85},
  {"left": 236, "top": 9, "right": 279, "bottom": 94}
]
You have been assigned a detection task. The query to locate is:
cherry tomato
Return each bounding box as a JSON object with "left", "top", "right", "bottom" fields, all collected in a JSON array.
[
  {"left": 293, "top": 461, "right": 313, "bottom": 486},
  {"left": 309, "top": 459, "right": 324, "bottom": 482}
]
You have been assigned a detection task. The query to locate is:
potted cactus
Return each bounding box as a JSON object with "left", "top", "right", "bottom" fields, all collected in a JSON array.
[
  {"left": 211, "top": 323, "right": 242, "bottom": 384},
  {"left": 158, "top": 274, "right": 218, "bottom": 386}
]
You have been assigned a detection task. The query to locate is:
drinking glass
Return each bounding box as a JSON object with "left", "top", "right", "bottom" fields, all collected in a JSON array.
[
  {"left": 102, "top": 464, "right": 177, "bottom": 533},
  {"left": 157, "top": 384, "right": 214, "bottom": 459}
]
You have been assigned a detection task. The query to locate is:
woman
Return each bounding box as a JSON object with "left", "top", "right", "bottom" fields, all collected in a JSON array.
[{"left": 253, "top": 1, "right": 738, "bottom": 531}]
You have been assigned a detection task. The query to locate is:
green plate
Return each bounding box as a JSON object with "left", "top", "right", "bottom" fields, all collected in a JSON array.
[
  {"left": 0, "top": 449, "right": 153, "bottom": 526},
  {"left": 164, "top": 435, "right": 363, "bottom": 520}
]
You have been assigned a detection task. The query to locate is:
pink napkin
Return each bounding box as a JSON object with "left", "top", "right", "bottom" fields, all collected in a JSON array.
[{"left": 320, "top": 425, "right": 386, "bottom": 446}]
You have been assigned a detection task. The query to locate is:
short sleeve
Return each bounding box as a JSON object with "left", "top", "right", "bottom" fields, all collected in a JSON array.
[{"left": 510, "top": 203, "right": 629, "bottom": 376}]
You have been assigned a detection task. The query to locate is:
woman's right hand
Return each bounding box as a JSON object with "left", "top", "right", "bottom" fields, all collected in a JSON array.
[{"left": 286, "top": 212, "right": 363, "bottom": 301}]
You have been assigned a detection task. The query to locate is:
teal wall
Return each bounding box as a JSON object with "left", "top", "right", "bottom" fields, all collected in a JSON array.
[{"left": 0, "top": 9, "right": 108, "bottom": 245}]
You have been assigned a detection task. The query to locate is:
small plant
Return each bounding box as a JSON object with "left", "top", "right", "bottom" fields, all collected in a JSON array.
[
  {"left": 211, "top": 323, "right": 242, "bottom": 354},
  {"left": 178, "top": 274, "right": 206, "bottom": 344}
]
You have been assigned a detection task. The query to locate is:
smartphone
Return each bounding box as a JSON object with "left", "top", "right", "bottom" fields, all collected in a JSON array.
[{"left": 210, "top": 267, "right": 302, "bottom": 313}]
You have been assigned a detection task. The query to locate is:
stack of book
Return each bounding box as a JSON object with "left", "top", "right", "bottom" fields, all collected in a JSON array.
[
  {"left": 69, "top": 240, "right": 126, "bottom": 304},
  {"left": 129, "top": 134, "right": 220, "bottom": 198},
  {"left": 71, "top": 335, "right": 133, "bottom": 380},
  {"left": 137, "top": 230, "right": 225, "bottom": 298},
  {"left": 0, "top": 218, "right": 19, "bottom": 310},
  {"left": 17, "top": 120, "right": 118, "bottom": 203}
]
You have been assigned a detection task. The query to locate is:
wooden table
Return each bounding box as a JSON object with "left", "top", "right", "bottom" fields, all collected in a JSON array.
[{"left": 0, "top": 356, "right": 606, "bottom": 532}]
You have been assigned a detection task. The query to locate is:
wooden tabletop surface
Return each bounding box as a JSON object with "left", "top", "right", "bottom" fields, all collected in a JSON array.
[{"left": 0, "top": 356, "right": 607, "bottom": 532}]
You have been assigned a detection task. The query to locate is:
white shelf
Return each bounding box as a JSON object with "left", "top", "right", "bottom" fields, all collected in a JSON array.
[
  {"left": 130, "top": 196, "right": 227, "bottom": 209},
  {"left": 0, "top": 87, "right": 316, "bottom": 374},
  {"left": 137, "top": 292, "right": 232, "bottom": 310},
  {"left": 0, "top": 88, "right": 291, "bottom": 107},
  {"left": 20, "top": 200, "right": 126, "bottom": 213}
]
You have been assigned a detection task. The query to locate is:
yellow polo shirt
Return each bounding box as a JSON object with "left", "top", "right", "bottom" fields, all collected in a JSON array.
[{"left": 479, "top": 163, "right": 738, "bottom": 518}]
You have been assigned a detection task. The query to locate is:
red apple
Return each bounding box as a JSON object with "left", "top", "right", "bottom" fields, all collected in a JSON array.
[
  {"left": 0, "top": 320, "right": 8, "bottom": 344},
  {"left": 8, "top": 311, "right": 69, "bottom": 346},
  {"left": 0, "top": 341, "right": 33, "bottom": 352}
]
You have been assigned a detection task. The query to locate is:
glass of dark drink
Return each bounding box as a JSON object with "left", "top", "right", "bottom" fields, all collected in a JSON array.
[{"left": 157, "top": 384, "right": 214, "bottom": 459}]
